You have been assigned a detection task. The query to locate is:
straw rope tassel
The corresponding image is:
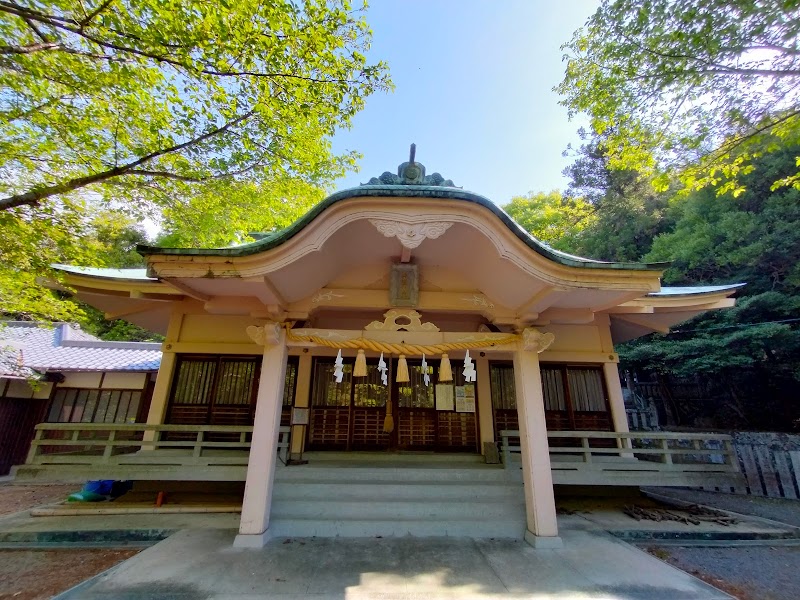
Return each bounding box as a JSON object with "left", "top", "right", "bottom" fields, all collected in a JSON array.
[
  {"left": 439, "top": 353, "right": 453, "bottom": 382},
  {"left": 354, "top": 349, "right": 367, "bottom": 377},
  {"left": 384, "top": 398, "right": 394, "bottom": 433},
  {"left": 396, "top": 354, "right": 410, "bottom": 383}
]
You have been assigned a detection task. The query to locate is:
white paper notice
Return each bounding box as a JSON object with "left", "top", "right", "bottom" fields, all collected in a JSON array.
[
  {"left": 435, "top": 384, "right": 454, "bottom": 411},
  {"left": 456, "top": 385, "right": 476, "bottom": 413}
]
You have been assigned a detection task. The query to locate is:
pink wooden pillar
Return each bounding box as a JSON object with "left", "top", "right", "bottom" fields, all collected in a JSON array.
[
  {"left": 513, "top": 328, "right": 562, "bottom": 548},
  {"left": 234, "top": 323, "right": 288, "bottom": 548}
]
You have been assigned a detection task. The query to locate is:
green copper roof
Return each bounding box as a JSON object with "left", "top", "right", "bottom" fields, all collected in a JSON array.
[
  {"left": 53, "top": 264, "right": 156, "bottom": 281},
  {"left": 647, "top": 284, "right": 746, "bottom": 296},
  {"left": 136, "top": 155, "right": 669, "bottom": 272}
]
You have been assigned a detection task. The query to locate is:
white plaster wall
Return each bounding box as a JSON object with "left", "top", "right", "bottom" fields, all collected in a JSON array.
[{"left": 101, "top": 372, "right": 148, "bottom": 390}]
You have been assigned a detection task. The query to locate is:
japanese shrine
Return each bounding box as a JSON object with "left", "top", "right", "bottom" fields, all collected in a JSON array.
[{"left": 19, "top": 151, "right": 744, "bottom": 548}]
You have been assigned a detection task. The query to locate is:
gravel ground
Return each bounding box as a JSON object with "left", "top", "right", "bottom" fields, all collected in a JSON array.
[
  {"left": 646, "top": 487, "right": 800, "bottom": 527},
  {"left": 645, "top": 545, "right": 800, "bottom": 600}
]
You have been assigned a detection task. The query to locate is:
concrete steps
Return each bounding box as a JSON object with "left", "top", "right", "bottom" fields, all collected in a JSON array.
[{"left": 270, "top": 462, "right": 525, "bottom": 539}]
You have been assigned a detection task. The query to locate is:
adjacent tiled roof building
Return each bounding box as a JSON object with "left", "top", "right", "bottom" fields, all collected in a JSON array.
[{"left": 1, "top": 322, "right": 161, "bottom": 378}]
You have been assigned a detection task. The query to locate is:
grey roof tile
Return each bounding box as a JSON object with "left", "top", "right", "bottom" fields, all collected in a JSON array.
[{"left": 1, "top": 322, "right": 161, "bottom": 375}]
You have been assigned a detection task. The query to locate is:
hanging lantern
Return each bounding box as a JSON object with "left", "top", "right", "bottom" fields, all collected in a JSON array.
[
  {"left": 396, "top": 354, "right": 410, "bottom": 383},
  {"left": 439, "top": 353, "right": 453, "bottom": 382},
  {"left": 354, "top": 349, "right": 367, "bottom": 377}
]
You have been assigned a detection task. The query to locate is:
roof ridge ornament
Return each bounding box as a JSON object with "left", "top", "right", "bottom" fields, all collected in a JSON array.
[{"left": 363, "top": 143, "right": 457, "bottom": 187}]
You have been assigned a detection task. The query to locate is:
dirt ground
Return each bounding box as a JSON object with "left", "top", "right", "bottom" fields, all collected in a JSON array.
[
  {"left": 0, "top": 548, "right": 141, "bottom": 600},
  {"left": 0, "top": 483, "right": 78, "bottom": 517},
  {"left": 0, "top": 482, "right": 141, "bottom": 599}
]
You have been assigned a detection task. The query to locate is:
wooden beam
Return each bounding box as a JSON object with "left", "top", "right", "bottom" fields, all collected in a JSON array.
[
  {"left": 103, "top": 304, "right": 156, "bottom": 320},
  {"left": 260, "top": 274, "right": 287, "bottom": 308},
  {"left": 514, "top": 286, "right": 567, "bottom": 317},
  {"left": 297, "top": 287, "right": 514, "bottom": 320},
  {"left": 163, "top": 278, "right": 212, "bottom": 302}
]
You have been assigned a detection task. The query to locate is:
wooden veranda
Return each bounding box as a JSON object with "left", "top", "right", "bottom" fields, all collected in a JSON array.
[{"left": 14, "top": 423, "right": 743, "bottom": 490}]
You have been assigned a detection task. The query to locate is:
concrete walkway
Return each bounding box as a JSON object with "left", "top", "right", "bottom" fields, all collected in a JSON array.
[{"left": 58, "top": 519, "right": 731, "bottom": 600}]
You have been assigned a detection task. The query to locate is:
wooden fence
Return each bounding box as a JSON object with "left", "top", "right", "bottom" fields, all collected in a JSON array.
[{"left": 698, "top": 432, "right": 800, "bottom": 499}]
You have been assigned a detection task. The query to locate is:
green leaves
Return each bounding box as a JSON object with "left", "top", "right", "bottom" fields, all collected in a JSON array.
[
  {"left": 557, "top": 0, "right": 800, "bottom": 195},
  {"left": 0, "top": 0, "right": 391, "bottom": 323},
  {"left": 501, "top": 191, "right": 595, "bottom": 252},
  {"left": 0, "top": 0, "right": 391, "bottom": 210}
]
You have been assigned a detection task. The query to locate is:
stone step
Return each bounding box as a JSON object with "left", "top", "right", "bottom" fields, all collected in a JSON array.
[
  {"left": 268, "top": 517, "right": 525, "bottom": 539},
  {"left": 274, "top": 465, "right": 510, "bottom": 483},
  {"left": 271, "top": 499, "right": 525, "bottom": 520},
  {"left": 272, "top": 481, "right": 522, "bottom": 501},
  {"left": 301, "top": 452, "right": 486, "bottom": 464}
]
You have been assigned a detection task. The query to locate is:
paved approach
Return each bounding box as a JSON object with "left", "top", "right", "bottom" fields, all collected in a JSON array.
[{"left": 58, "top": 520, "right": 730, "bottom": 600}]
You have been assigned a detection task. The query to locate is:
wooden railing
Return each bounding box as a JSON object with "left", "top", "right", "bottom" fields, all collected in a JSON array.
[
  {"left": 500, "top": 429, "right": 741, "bottom": 486},
  {"left": 26, "top": 423, "right": 291, "bottom": 467}
]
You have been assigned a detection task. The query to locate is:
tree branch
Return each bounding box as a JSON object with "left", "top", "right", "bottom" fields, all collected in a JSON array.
[
  {"left": 128, "top": 169, "right": 204, "bottom": 182},
  {"left": 80, "top": 0, "right": 115, "bottom": 27},
  {"left": 0, "top": 42, "right": 58, "bottom": 54},
  {"left": 0, "top": 109, "right": 255, "bottom": 210}
]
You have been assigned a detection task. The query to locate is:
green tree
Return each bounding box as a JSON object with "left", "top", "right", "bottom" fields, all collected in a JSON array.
[
  {"left": 157, "top": 178, "right": 325, "bottom": 248},
  {"left": 563, "top": 135, "right": 674, "bottom": 262},
  {"left": 501, "top": 190, "right": 594, "bottom": 252},
  {"left": 0, "top": 0, "right": 390, "bottom": 210},
  {"left": 0, "top": 1, "right": 391, "bottom": 322},
  {"left": 557, "top": 0, "right": 800, "bottom": 195},
  {"left": 621, "top": 147, "right": 800, "bottom": 429},
  {"left": 1, "top": 203, "right": 146, "bottom": 321}
]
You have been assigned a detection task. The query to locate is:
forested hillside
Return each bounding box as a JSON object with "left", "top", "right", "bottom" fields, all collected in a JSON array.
[{"left": 505, "top": 142, "right": 800, "bottom": 431}]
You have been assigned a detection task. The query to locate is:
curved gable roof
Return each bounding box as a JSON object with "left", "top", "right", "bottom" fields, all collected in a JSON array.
[{"left": 137, "top": 183, "right": 668, "bottom": 272}]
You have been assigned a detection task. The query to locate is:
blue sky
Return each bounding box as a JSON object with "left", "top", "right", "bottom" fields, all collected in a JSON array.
[{"left": 330, "top": 0, "right": 599, "bottom": 205}]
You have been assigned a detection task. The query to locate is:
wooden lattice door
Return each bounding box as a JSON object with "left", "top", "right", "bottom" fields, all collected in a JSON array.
[
  {"left": 307, "top": 358, "right": 391, "bottom": 450},
  {"left": 396, "top": 360, "right": 479, "bottom": 452}
]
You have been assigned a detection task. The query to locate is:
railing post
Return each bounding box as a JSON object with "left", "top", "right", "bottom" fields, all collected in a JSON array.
[
  {"left": 502, "top": 432, "right": 510, "bottom": 468},
  {"left": 193, "top": 430, "right": 204, "bottom": 458},
  {"left": 25, "top": 428, "right": 44, "bottom": 464},
  {"left": 581, "top": 436, "right": 592, "bottom": 463},
  {"left": 102, "top": 430, "right": 116, "bottom": 463},
  {"left": 661, "top": 438, "right": 673, "bottom": 465},
  {"left": 724, "top": 439, "right": 739, "bottom": 471}
]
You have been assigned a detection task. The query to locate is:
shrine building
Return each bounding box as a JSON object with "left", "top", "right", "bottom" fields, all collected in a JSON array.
[{"left": 21, "top": 153, "right": 743, "bottom": 548}]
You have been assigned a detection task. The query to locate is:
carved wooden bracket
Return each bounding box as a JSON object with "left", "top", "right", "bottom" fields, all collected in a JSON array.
[
  {"left": 246, "top": 322, "right": 283, "bottom": 347},
  {"left": 369, "top": 219, "right": 453, "bottom": 249},
  {"left": 365, "top": 309, "right": 440, "bottom": 332},
  {"left": 521, "top": 328, "right": 555, "bottom": 353}
]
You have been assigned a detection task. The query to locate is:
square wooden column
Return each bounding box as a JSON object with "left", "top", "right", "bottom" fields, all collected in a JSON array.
[
  {"left": 603, "top": 361, "right": 630, "bottom": 434},
  {"left": 475, "top": 356, "right": 495, "bottom": 453},
  {"left": 289, "top": 352, "right": 312, "bottom": 460},
  {"left": 513, "top": 328, "right": 562, "bottom": 548},
  {"left": 603, "top": 361, "right": 633, "bottom": 456},
  {"left": 234, "top": 323, "right": 288, "bottom": 548}
]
